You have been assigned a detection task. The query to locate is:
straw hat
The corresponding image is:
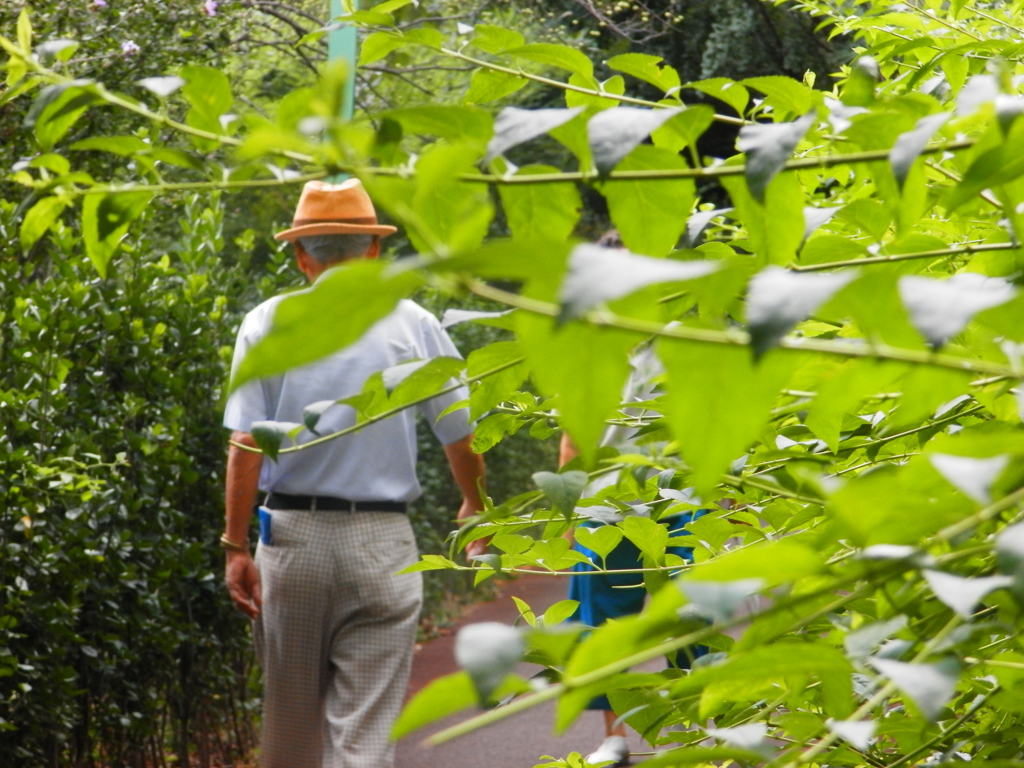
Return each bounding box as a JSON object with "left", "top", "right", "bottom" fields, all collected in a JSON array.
[{"left": 274, "top": 178, "right": 397, "bottom": 241}]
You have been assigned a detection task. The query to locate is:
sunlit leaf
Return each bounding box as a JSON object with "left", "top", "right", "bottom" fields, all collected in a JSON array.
[
  {"left": 587, "top": 107, "right": 681, "bottom": 177},
  {"left": 454, "top": 622, "right": 525, "bottom": 701},
  {"left": 899, "top": 274, "right": 1016, "bottom": 348},
  {"left": 745, "top": 267, "right": 857, "bottom": 357},
  {"left": 889, "top": 112, "right": 950, "bottom": 189},
  {"left": 923, "top": 570, "right": 1013, "bottom": 619},
  {"left": 485, "top": 106, "right": 583, "bottom": 162},
  {"left": 868, "top": 658, "right": 958, "bottom": 720},
  {"left": 736, "top": 112, "right": 815, "bottom": 203},
  {"left": 558, "top": 244, "right": 716, "bottom": 322}
]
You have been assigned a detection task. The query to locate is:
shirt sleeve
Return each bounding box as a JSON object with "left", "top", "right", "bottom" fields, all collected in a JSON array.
[
  {"left": 223, "top": 312, "right": 269, "bottom": 433},
  {"left": 416, "top": 312, "right": 473, "bottom": 446}
]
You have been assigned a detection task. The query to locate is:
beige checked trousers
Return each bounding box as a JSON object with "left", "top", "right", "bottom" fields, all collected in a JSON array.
[{"left": 253, "top": 509, "right": 423, "bottom": 768}]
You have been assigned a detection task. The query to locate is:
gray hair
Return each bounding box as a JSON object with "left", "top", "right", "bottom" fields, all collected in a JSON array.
[{"left": 297, "top": 234, "right": 375, "bottom": 264}]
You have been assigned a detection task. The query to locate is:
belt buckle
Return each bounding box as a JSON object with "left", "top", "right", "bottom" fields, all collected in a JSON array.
[
  {"left": 349, "top": 499, "right": 357, "bottom": 513},
  {"left": 311, "top": 496, "right": 317, "bottom": 513}
]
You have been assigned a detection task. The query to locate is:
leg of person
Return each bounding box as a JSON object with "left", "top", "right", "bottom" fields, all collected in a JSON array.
[
  {"left": 254, "top": 510, "right": 338, "bottom": 768},
  {"left": 321, "top": 512, "right": 423, "bottom": 768},
  {"left": 572, "top": 528, "right": 647, "bottom": 766}
]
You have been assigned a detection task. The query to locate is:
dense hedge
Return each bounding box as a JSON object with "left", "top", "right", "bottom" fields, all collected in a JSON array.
[{"left": 0, "top": 192, "right": 555, "bottom": 766}]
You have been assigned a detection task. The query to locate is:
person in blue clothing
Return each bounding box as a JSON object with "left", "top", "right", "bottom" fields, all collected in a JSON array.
[{"left": 561, "top": 230, "right": 706, "bottom": 767}]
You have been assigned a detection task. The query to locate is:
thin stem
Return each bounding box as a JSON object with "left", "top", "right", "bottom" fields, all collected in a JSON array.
[
  {"left": 435, "top": 46, "right": 746, "bottom": 126},
  {"left": 230, "top": 356, "right": 525, "bottom": 454},
  {"left": 465, "top": 281, "right": 1019, "bottom": 379},
  {"left": 965, "top": 4, "right": 1024, "bottom": 35},
  {"left": 76, "top": 172, "right": 328, "bottom": 196},
  {"left": 791, "top": 241, "right": 1017, "bottom": 272},
  {"left": 456, "top": 139, "right": 977, "bottom": 186},
  {"left": 722, "top": 473, "right": 823, "bottom": 504}
]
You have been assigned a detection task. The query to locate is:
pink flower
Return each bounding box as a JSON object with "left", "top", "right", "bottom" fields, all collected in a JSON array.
[
  {"left": 121, "top": 40, "right": 140, "bottom": 55},
  {"left": 202, "top": 0, "right": 218, "bottom": 15},
  {"left": 91, "top": 0, "right": 107, "bottom": 7}
]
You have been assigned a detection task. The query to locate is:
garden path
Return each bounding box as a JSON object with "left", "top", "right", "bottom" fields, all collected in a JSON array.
[{"left": 396, "top": 574, "right": 656, "bottom": 768}]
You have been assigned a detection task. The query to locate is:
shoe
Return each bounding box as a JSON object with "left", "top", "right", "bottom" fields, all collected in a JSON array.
[{"left": 586, "top": 735, "right": 631, "bottom": 766}]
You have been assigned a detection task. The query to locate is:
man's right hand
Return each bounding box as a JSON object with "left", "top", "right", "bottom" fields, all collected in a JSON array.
[{"left": 225, "top": 550, "right": 262, "bottom": 620}]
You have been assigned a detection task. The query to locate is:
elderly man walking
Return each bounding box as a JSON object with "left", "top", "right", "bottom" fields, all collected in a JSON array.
[{"left": 219, "top": 179, "right": 486, "bottom": 768}]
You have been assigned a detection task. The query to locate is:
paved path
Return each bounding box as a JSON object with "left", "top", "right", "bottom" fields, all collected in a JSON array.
[{"left": 396, "top": 574, "right": 653, "bottom": 768}]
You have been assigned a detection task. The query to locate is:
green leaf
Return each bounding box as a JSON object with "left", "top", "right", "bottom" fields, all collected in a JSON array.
[
  {"left": 411, "top": 142, "right": 494, "bottom": 252},
  {"left": 180, "top": 65, "right": 232, "bottom": 123},
  {"left": 687, "top": 539, "right": 822, "bottom": 587},
  {"left": 601, "top": 145, "right": 695, "bottom": 257},
  {"left": 70, "top": 136, "right": 151, "bottom": 156},
  {"left": 574, "top": 525, "right": 624, "bottom": 561},
  {"left": 391, "top": 671, "right": 477, "bottom": 739},
  {"left": 24, "top": 80, "right": 102, "bottom": 151},
  {"left": 517, "top": 314, "right": 638, "bottom": 464},
  {"left": 736, "top": 113, "right": 815, "bottom": 204},
  {"left": 745, "top": 267, "right": 857, "bottom": 357},
  {"left": 565, "top": 72, "right": 623, "bottom": 110},
  {"left": 498, "top": 164, "right": 580, "bottom": 241},
  {"left": 465, "top": 68, "right": 525, "bottom": 104},
  {"left": 386, "top": 105, "right": 493, "bottom": 143},
  {"left": 651, "top": 105, "right": 715, "bottom": 155},
  {"left": 471, "top": 412, "right": 522, "bottom": 453},
  {"left": 830, "top": 461, "right": 975, "bottom": 546},
  {"left": 621, "top": 516, "right": 670, "bottom": 563},
  {"left": 81, "top": 191, "right": 154, "bottom": 278},
  {"left": 231, "top": 260, "right": 423, "bottom": 388},
  {"left": 660, "top": 341, "right": 797, "bottom": 496},
  {"left": 842, "top": 56, "right": 880, "bottom": 107},
  {"left": 684, "top": 78, "right": 749, "bottom": 115},
  {"left": 466, "top": 341, "right": 527, "bottom": 421},
  {"left": 358, "top": 31, "right": 406, "bottom": 65},
  {"left": 743, "top": 76, "right": 815, "bottom": 119},
  {"left": 607, "top": 53, "right": 680, "bottom": 93},
  {"left": 20, "top": 196, "right": 67, "bottom": 251},
  {"left": 397, "top": 554, "right": 459, "bottom": 574},
  {"left": 889, "top": 112, "right": 950, "bottom": 189},
  {"left": 558, "top": 244, "right": 716, "bottom": 322},
  {"left": 542, "top": 600, "right": 579, "bottom": 627},
  {"left": 805, "top": 361, "right": 903, "bottom": 452},
  {"left": 485, "top": 106, "right": 583, "bottom": 162},
  {"left": 250, "top": 420, "right": 302, "bottom": 462},
  {"left": 506, "top": 43, "right": 594, "bottom": 78},
  {"left": 587, "top": 107, "right": 681, "bottom": 177},
  {"left": 720, "top": 163, "right": 805, "bottom": 267},
  {"left": 533, "top": 470, "right": 589, "bottom": 515},
  {"left": 469, "top": 24, "right": 524, "bottom": 54},
  {"left": 455, "top": 622, "right": 524, "bottom": 701},
  {"left": 511, "top": 595, "right": 537, "bottom": 627},
  {"left": 372, "top": 0, "right": 414, "bottom": 14},
  {"left": 17, "top": 8, "right": 31, "bottom": 53},
  {"left": 868, "top": 658, "right": 957, "bottom": 721}
]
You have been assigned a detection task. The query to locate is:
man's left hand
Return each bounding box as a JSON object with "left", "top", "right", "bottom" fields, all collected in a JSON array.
[{"left": 457, "top": 499, "right": 488, "bottom": 559}]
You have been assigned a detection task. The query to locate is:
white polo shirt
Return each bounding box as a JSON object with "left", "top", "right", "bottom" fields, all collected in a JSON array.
[{"left": 224, "top": 295, "right": 472, "bottom": 502}]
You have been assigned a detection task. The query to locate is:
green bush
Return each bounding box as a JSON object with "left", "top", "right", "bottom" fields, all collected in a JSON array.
[{"left": 0, "top": 194, "right": 264, "bottom": 766}]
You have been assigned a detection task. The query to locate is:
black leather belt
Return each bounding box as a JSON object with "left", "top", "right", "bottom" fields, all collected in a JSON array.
[{"left": 264, "top": 493, "right": 407, "bottom": 513}]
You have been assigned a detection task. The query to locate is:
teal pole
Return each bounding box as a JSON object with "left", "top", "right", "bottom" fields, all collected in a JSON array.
[{"left": 328, "top": 0, "right": 358, "bottom": 121}]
